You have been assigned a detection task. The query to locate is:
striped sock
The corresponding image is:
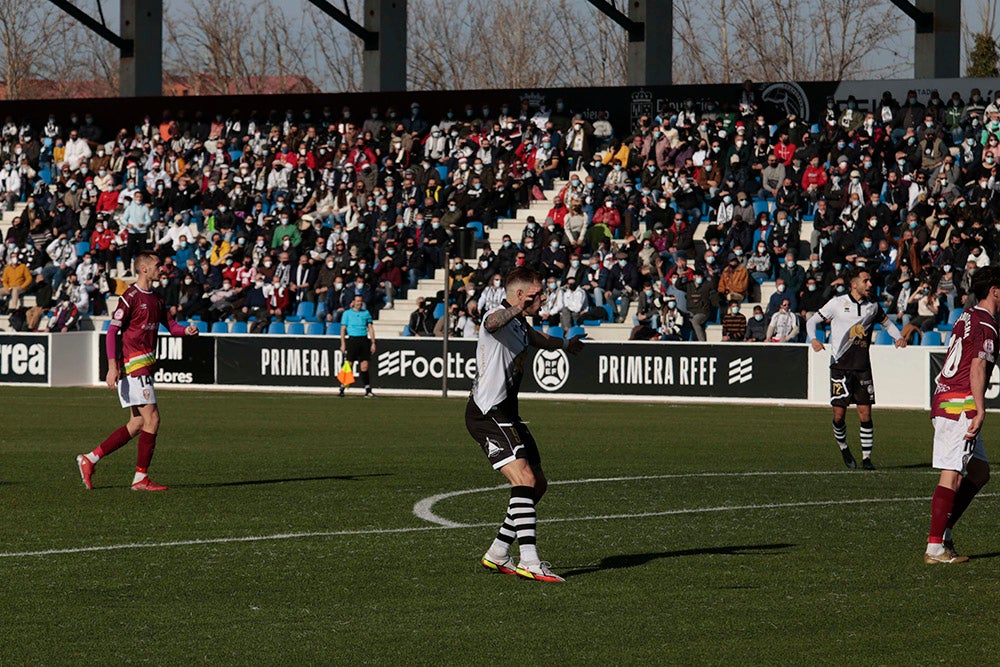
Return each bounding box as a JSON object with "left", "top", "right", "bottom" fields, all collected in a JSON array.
[
  {"left": 859, "top": 421, "right": 873, "bottom": 459},
  {"left": 509, "top": 486, "right": 539, "bottom": 565},
  {"left": 486, "top": 512, "right": 516, "bottom": 560},
  {"left": 832, "top": 420, "right": 848, "bottom": 451}
]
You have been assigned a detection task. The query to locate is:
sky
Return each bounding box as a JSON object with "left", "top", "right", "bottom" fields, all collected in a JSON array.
[{"left": 80, "top": 0, "right": 995, "bottom": 86}]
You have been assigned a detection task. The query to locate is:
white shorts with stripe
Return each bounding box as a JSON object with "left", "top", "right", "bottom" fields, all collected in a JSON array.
[
  {"left": 932, "top": 414, "right": 987, "bottom": 472},
  {"left": 118, "top": 374, "right": 157, "bottom": 408}
]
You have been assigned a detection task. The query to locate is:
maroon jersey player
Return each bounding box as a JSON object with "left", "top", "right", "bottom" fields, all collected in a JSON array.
[
  {"left": 925, "top": 265, "right": 1000, "bottom": 564},
  {"left": 76, "top": 252, "right": 198, "bottom": 491}
]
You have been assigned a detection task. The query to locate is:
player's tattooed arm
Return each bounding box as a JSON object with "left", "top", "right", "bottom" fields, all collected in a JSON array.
[{"left": 483, "top": 304, "right": 523, "bottom": 333}]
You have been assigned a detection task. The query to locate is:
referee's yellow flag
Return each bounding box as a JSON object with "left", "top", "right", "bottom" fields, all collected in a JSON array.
[{"left": 337, "top": 361, "right": 355, "bottom": 387}]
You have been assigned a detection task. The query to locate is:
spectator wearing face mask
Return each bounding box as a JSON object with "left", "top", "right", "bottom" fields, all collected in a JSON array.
[
  {"left": 605, "top": 252, "right": 640, "bottom": 323},
  {"left": 744, "top": 305, "right": 768, "bottom": 342},
  {"left": 718, "top": 253, "right": 749, "bottom": 303},
  {"left": 767, "top": 298, "right": 800, "bottom": 342},
  {"left": 684, "top": 272, "right": 716, "bottom": 341},
  {"left": 766, "top": 277, "right": 798, "bottom": 316},
  {"left": 557, "top": 276, "right": 588, "bottom": 329},
  {"left": 721, "top": 301, "right": 747, "bottom": 342},
  {"left": 657, "top": 295, "right": 688, "bottom": 341}
]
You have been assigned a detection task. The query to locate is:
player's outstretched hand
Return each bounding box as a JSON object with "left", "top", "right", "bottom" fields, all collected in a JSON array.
[
  {"left": 105, "top": 366, "right": 119, "bottom": 390},
  {"left": 894, "top": 337, "right": 907, "bottom": 348},
  {"left": 185, "top": 324, "right": 199, "bottom": 336},
  {"left": 810, "top": 339, "right": 825, "bottom": 352},
  {"left": 565, "top": 335, "right": 585, "bottom": 355}
]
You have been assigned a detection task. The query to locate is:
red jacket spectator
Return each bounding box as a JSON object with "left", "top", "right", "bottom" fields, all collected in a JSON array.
[
  {"left": 268, "top": 285, "right": 290, "bottom": 314},
  {"left": 90, "top": 227, "right": 114, "bottom": 251},
  {"left": 773, "top": 140, "right": 796, "bottom": 166},
  {"left": 593, "top": 203, "right": 621, "bottom": 232},
  {"left": 96, "top": 189, "right": 119, "bottom": 213},
  {"left": 801, "top": 165, "right": 828, "bottom": 191},
  {"left": 375, "top": 258, "right": 403, "bottom": 288}
]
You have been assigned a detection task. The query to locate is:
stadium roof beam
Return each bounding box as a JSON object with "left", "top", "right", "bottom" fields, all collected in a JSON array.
[
  {"left": 585, "top": 0, "right": 672, "bottom": 86},
  {"left": 889, "top": 0, "right": 961, "bottom": 78},
  {"left": 46, "top": 0, "right": 162, "bottom": 97},
  {"left": 305, "top": 0, "right": 407, "bottom": 92}
]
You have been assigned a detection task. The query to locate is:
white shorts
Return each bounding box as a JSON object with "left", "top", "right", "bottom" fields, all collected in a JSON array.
[
  {"left": 118, "top": 374, "right": 157, "bottom": 409},
  {"left": 932, "top": 414, "right": 988, "bottom": 471}
]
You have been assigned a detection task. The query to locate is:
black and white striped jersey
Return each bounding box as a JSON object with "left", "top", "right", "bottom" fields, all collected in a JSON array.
[{"left": 816, "top": 294, "right": 886, "bottom": 371}]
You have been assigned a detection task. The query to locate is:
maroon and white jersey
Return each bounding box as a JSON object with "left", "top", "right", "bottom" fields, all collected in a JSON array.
[
  {"left": 108, "top": 285, "right": 178, "bottom": 377},
  {"left": 932, "top": 306, "right": 999, "bottom": 421}
]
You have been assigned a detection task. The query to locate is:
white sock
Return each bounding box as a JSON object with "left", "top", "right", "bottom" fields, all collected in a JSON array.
[
  {"left": 518, "top": 544, "right": 539, "bottom": 565},
  {"left": 132, "top": 471, "right": 148, "bottom": 485},
  {"left": 926, "top": 542, "right": 945, "bottom": 555},
  {"left": 85, "top": 452, "right": 100, "bottom": 464}
]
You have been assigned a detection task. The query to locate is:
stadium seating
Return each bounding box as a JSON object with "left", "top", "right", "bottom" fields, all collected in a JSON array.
[
  {"left": 194, "top": 321, "right": 209, "bottom": 333},
  {"left": 433, "top": 302, "right": 445, "bottom": 320},
  {"left": 211, "top": 321, "right": 229, "bottom": 334},
  {"left": 874, "top": 329, "right": 893, "bottom": 345},
  {"left": 286, "top": 322, "right": 305, "bottom": 335},
  {"left": 547, "top": 326, "right": 564, "bottom": 338},
  {"left": 326, "top": 322, "right": 342, "bottom": 336},
  {"left": 230, "top": 321, "right": 248, "bottom": 334},
  {"left": 921, "top": 330, "right": 943, "bottom": 346},
  {"left": 948, "top": 308, "right": 963, "bottom": 325},
  {"left": 305, "top": 322, "right": 325, "bottom": 336},
  {"left": 813, "top": 328, "right": 827, "bottom": 344},
  {"left": 296, "top": 302, "right": 316, "bottom": 320},
  {"left": 566, "top": 325, "right": 586, "bottom": 339},
  {"left": 267, "top": 321, "right": 285, "bottom": 335},
  {"left": 401, "top": 325, "right": 412, "bottom": 336},
  {"left": 101, "top": 320, "right": 111, "bottom": 332}
]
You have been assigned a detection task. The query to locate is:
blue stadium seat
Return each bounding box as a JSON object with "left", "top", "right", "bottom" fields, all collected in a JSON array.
[
  {"left": 602, "top": 305, "right": 614, "bottom": 321},
  {"left": 175, "top": 320, "right": 188, "bottom": 329},
  {"left": 101, "top": 320, "right": 111, "bottom": 331},
  {"left": 230, "top": 321, "right": 248, "bottom": 334},
  {"left": 195, "top": 321, "right": 209, "bottom": 333},
  {"left": 753, "top": 200, "right": 770, "bottom": 217},
  {"left": 947, "top": 308, "right": 963, "bottom": 325},
  {"left": 921, "top": 330, "right": 943, "bottom": 346},
  {"left": 813, "top": 328, "right": 827, "bottom": 344},
  {"left": 75, "top": 241, "right": 90, "bottom": 257},
  {"left": 936, "top": 323, "right": 953, "bottom": 333},
  {"left": 874, "top": 329, "right": 893, "bottom": 345},
  {"left": 436, "top": 165, "right": 450, "bottom": 181},
  {"left": 401, "top": 325, "right": 413, "bottom": 337},
  {"left": 286, "top": 322, "right": 305, "bottom": 335},
  {"left": 189, "top": 315, "right": 202, "bottom": 321},
  {"left": 211, "top": 321, "right": 229, "bottom": 334},
  {"left": 267, "top": 321, "right": 285, "bottom": 335},
  {"left": 285, "top": 315, "right": 302, "bottom": 323},
  {"left": 326, "top": 322, "right": 342, "bottom": 336},
  {"left": 433, "top": 302, "right": 445, "bottom": 320},
  {"left": 547, "top": 326, "right": 564, "bottom": 338},
  {"left": 39, "top": 166, "right": 51, "bottom": 185},
  {"left": 582, "top": 319, "right": 602, "bottom": 327},
  {"left": 305, "top": 322, "right": 324, "bottom": 336},
  {"left": 467, "top": 221, "right": 484, "bottom": 240},
  {"left": 296, "top": 301, "right": 316, "bottom": 319},
  {"left": 316, "top": 301, "right": 327, "bottom": 319},
  {"left": 158, "top": 324, "right": 169, "bottom": 333},
  {"left": 566, "top": 325, "right": 586, "bottom": 339}
]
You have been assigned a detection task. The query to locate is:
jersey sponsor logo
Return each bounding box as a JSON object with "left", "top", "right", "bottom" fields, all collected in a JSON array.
[
  {"left": 377, "top": 349, "right": 476, "bottom": 379},
  {"left": 728, "top": 358, "right": 753, "bottom": 385},
  {"left": 532, "top": 349, "right": 569, "bottom": 392},
  {"left": 848, "top": 323, "right": 868, "bottom": 346},
  {"left": 0, "top": 342, "right": 46, "bottom": 377}
]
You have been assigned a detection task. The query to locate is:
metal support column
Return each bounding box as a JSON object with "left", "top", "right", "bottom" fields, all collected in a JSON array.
[
  {"left": 119, "top": 0, "right": 163, "bottom": 97},
  {"left": 914, "top": 0, "right": 961, "bottom": 78},
  {"left": 627, "top": 0, "right": 672, "bottom": 86},
  {"left": 363, "top": 0, "right": 407, "bottom": 92}
]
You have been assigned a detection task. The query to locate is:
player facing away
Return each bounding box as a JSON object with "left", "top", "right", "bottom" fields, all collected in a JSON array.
[
  {"left": 925, "top": 266, "right": 1000, "bottom": 564},
  {"left": 467, "top": 267, "right": 584, "bottom": 583},
  {"left": 339, "top": 294, "right": 376, "bottom": 397},
  {"left": 806, "top": 268, "right": 906, "bottom": 470},
  {"left": 76, "top": 252, "right": 198, "bottom": 491}
]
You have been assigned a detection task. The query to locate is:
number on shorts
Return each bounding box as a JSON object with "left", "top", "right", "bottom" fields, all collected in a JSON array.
[{"left": 940, "top": 337, "right": 963, "bottom": 379}]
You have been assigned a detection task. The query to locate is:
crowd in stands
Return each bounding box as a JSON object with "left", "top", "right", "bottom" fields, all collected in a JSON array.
[{"left": 2, "top": 85, "right": 1000, "bottom": 342}]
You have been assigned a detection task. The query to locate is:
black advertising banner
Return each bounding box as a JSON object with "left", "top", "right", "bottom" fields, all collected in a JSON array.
[
  {"left": 929, "top": 353, "right": 1000, "bottom": 411},
  {"left": 217, "top": 336, "right": 346, "bottom": 387},
  {"left": 0, "top": 334, "right": 48, "bottom": 384},
  {"left": 98, "top": 334, "right": 216, "bottom": 386}
]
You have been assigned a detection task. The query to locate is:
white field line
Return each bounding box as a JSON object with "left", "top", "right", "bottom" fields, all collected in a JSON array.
[{"left": 412, "top": 470, "right": 927, "bottom": 527}]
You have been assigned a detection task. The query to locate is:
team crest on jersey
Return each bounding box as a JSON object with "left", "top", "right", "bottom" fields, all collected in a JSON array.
[
  {"left": 485, "top": 437, "right": 502, "bottom": 457},
  {"left": 986, "top": 340, "right": 994, "bottom": 355},
  {"left": 142, "top": 389, "right": 151, "bottom": 400},
  {"left": 114, "top": 308, "right": 124, "bottom": 320}
]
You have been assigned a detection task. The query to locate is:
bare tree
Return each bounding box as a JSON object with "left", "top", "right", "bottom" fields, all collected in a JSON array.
[
  {"left": 0, "top": 1, "right": 82, "bottom": 99},
  {"left": 164, "top": 0, "right": 316, "bottom": 95},
  {"left": 306, "top": 0, "right": 365, "bottom": 93}
]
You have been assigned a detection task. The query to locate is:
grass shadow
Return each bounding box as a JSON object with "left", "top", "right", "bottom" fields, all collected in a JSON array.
[
  {"left": 561, "top": 543, "right": 795, "bottom": 578},
  {"left": 172, "top": 473, "right": 393, "bottom": 489}
]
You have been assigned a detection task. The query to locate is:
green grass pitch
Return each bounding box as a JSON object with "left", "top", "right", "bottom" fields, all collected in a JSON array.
[{"left": 3, "top": 388, "right": 1000, "bottom": 664}]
